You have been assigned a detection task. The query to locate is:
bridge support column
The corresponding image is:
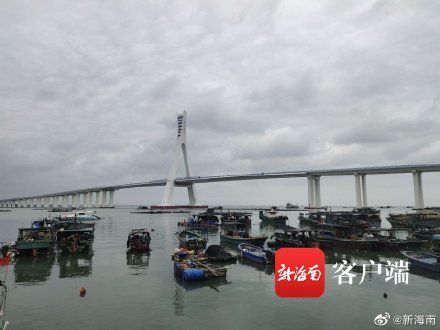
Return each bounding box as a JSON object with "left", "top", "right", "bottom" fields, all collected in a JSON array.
[
  {"left": 313, "top": 176, "right": 321, "bottom": 208},
  {"left": 109, "top": 190, "right": 114, "bottom": 207},
  {"left": 83, "top": 192, "right": 88, "bottom": 208},
  {"left": 95, "top": 191, "right": 100, "bottom": 207},
  {"left": 187, "top": 185, "right": 196, "bottom": 206},
  {"left": 101, "top": 190, "right": 107, "bottom": 207},
  {"left": 307, "top": 176, "right": 315, "bottom": 208},
  {"left": 361, "top": 174, "right": 368, "bottom": 207},
  {"left": 355, "top": 174, "right": 362, "bottom": 208},
  {"left": 413, "top": 171, "right": 424, "bottom": 209},
  {"left": 88, "top": 192, "right": 92, "bottom": 208},
  {"left": 355, "top": 174, "right": 368, "bottom": 208},
  {"left": 72, "top": 194, "right": 76, "bottom": 208}
]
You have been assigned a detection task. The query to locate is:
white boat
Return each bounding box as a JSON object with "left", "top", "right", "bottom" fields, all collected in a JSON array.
[
  {"left": 58, "top": 210, "right": 101, "bottom": 222},
  {"left": 259, "top": 207, "right": 288, "bottom": 222}
]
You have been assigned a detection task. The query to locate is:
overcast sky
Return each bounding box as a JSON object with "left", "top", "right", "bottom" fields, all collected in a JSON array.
[{"left": 1, "top": 0, "right": 439, "bottom": 206}]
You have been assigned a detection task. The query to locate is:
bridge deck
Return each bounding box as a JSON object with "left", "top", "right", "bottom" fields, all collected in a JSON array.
[{"left": 2, "top": 163, "right": 440, "bottom": 201}]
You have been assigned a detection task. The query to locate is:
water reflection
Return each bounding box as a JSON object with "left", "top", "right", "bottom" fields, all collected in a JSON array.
[
  {"left": 14, "top": 255, "right": 55, "bottom": 285},
  {"left": 173, "top": 275, "right": 230, "bottom": 316},
  {"left": 259, "top": 221, "right": 288, "bottom": 234},
  {"left": 126, "top": 252, "right": 150, "bottom": 269},
  {"left": 58, "top": 252, "right": 93, "bottom": 278},
  {"left": 239, "top": 258, "right": 274, "bottom": 275}
]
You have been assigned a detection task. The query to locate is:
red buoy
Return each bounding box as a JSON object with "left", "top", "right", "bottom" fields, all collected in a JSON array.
[{"left": 79, "top": 287, "right": 87, "bottom": 297}]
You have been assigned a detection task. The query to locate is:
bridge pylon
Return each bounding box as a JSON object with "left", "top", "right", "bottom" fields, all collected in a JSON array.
[{"left": 161, "top": 111, "right": 197, "bottom": 206}]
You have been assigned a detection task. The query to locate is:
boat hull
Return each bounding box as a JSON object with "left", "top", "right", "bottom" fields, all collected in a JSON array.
[{"left": 402, "top": 251, "right": 440, "bottom": 272}]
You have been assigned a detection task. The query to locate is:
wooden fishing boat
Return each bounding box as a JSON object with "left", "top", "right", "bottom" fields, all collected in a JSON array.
[
  {"left": 315, "top": 227, "right": 379, "bottom": 250},
  {"left": 388, "top": 210, "right": 440, "bottom": 229},
  {"left": 220, "top": 211, "right": 252, "bottom": 226},
  {"left": 220, "top": 231, "right": 267, "bottom": 247},
  {"left": 126, "top": 229, "right": 151, "bottom": 253},
  {"left": 204, "top": 245, "right": 237, "bottom": 262},
  {"left": 269, "top": 228, "right": 319, "bottom": 249},
  {"left": 259, "top": 207, "right": 288, "bottom": 222},
  {"left": 238, "top": 243, "right": 274, "bottom": 264},
  {"left": 177, "top": 211, "right": 220, "bottom": 231},
  {"left": 401, "top": 251, "right": 440, "bottom": 272},
  {"left": 56, "top": 229, "right": 94, "bottom": 254},
  {"left": 16, "top": 228, "right": 54, "bottom": 255},
  {"left": 174, "top": 260, "right": 227, "bottom": 281},
  {"left": 367, "top": 228, "right": 427, "bottom": 250},
  {"left": 177, "top": 231, "right": 207, "bottom": 250},
  {"left": 300, "top": 210, "right": 380, "bottom": 229}
]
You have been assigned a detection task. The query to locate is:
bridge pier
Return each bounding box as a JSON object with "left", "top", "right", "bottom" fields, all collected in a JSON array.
[
  {"left": 307, "top": 176, "right": 315, "bottom": 207},
  {"left": 307, "top": 176, "right": 321, "bottom": 208},
  {"left": 413, "top": 171, "right": 424, "bottom": 209},
  {"left": 109, "top": 190, "right": 114, "bottom": 207},
  {"left": 101, "top": 190, "right": 107, "bottom": 207},
  {"left": 95, "top": 191, "right": 100, "bottom": 207},
  {"left": 355, "top": 174, "right": 368, "bottom": 208}
]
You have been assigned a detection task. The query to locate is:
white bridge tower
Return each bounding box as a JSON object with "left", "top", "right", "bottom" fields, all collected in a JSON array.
[{"left": 161, "top": 111, "right": 197, "bottom": 206}]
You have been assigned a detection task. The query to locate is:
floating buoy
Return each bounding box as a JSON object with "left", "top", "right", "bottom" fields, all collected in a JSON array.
[{"left": 79, "top": 287, "right": 87, "bottom": 297}]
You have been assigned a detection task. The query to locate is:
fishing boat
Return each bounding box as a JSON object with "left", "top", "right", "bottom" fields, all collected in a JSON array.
[
  {"left": 314, "top": 226, "right": 379, "bottom": 250},
  {"left": 268, "top": 228, "right": 319, "bottom": 249},
  {"left": 286, "top": 203, "right": 299, "bottom": 209},
  {"left": 388, "top": 210, "right": 440, "bottom": 229},
  {"left": 126, "top": 229, "right": 151, "bottom": 253},
  {"left": 56, "top": 229, "right": 94, "bottom": 254},
  {"left": 299, "top": 210, "right": 379, "bottom": 229},
  {"left": 204, "top": 245, "right": 237, "bottom": 262},
  {"left": 15, "top": 228, "right": 54, "bottom": 256},
  {"left": 54, "top": 210, "right": 101, "bottom": 222},
  {"left": 31, "top": 218, "right": 56, "bottom": 229},
  {"left": 52, "top": 220, "right": 95, "bottom": 232},
  {"left": 259, "top": 207, "right": 288, "bottom": 222},
  {"left": 413, "top": 227, "right": 440, "bottom": 240},
  {"left": 352, "top": 207, "right": 380, "bottom": 215},
  {"left": 174, "top": 259, "right": 227, "bottom": 281},
  {"left": 177, "top": 230, "right": 207, "bottom": 250},
  {"left": 367, "top": 228, "right": 427, "bottom": 250},
  {"left": 220, "top": 211, "right": 252, "bottom": 226},
  {"left": 401, "top": 251, "right": 440, "bottom": 272},
  {"left": 220, "top": 230, "right": 267, "bottom": 247},
  {"left": 177, "top": 210, "right": 220, "bottom": 231},
  {"left": 238, "top": 243, "right": 274, "bottom": 264}
]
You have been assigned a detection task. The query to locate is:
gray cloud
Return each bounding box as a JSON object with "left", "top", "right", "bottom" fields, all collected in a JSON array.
[{"left": 1, "top": 0, "right": 439, "bottom": 205}]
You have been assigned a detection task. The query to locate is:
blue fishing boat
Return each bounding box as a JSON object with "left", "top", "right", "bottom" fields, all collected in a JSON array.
[
  {"left": 174, "top": 260, "right": 227, "bottom": 281},
  {"left": 238, "top": 243, "right": 274, "bottom": 264},
  {"left": 401, "top": 251, "right": 440, "bottom": 272}
]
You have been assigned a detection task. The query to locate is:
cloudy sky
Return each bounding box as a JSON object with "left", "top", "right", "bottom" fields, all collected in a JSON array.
[{"left": 1, "top": 0, "right": 439, "bottom": 206}]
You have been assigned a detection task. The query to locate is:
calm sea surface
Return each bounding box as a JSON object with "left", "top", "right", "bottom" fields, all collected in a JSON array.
[{"left": 0, "top": 207, "right": 438, "bottom": 330}]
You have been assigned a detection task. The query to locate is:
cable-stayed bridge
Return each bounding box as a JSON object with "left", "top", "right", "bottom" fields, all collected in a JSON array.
[{"left": 1, "top": 112, "right": 439, "bottom": 209}]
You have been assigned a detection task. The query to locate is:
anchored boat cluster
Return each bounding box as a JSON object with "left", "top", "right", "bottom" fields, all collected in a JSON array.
[
  {"left": 169, "top": 206, "right": 440, "bottom": 281},
  {"left": 2, "top": 210, "right": 100, "bottom": 258}
]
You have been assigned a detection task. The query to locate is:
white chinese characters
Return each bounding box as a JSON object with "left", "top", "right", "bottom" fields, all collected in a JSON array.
[{"left": 334, "top": 259, "right": 409, "bottom": 285}]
